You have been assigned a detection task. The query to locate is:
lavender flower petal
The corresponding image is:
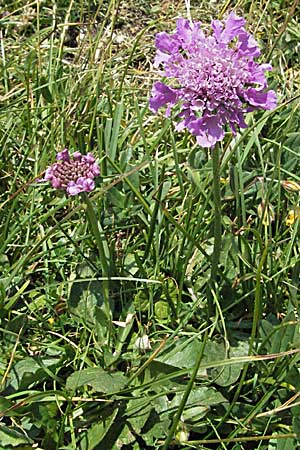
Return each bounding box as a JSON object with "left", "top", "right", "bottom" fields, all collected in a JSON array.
[
  {"left": 149, "top": 82, "right": 178, "bottom": 113},
  {"left": 67, "top": 182, "right": 83, "bottom": 196},
  {"left": 56, "top": 148, "right": 70, "bottom": 162},
  {"left": 149, "top": 12, "right": 277, "bottom": 147},
  {"left": 244, "top": 88, "right": 277, "bottom": 109}
]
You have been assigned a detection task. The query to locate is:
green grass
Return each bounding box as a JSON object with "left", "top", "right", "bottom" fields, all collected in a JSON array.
[{"left": 1, "top": 1, "right": 300, "bottom": 449}]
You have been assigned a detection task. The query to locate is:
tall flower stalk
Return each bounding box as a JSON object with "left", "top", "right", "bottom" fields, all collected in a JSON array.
[
  {"left": 209, "top": 143, "right": 222, "bottom": 315},
  {"left": 150, "top": 12, "right": 277, "bottom": 315},
  {"left": 43, "top": 149, "right": 112, "bottom": 321}
]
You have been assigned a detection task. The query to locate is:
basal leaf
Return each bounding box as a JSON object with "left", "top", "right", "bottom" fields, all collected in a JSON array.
[
  {"left": 66, "top": 368, "right": 126, "bottom": 393},
  {"left": 8, "top": 357, "right": 60, "bottom": 391}
]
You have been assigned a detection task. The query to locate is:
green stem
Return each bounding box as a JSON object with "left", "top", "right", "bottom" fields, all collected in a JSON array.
[
  {"left": 82, "top": 193, "right": 111, "bottom": 321},
  {"left": 208, "top": 144, "right": 222, "bottom": 316}
]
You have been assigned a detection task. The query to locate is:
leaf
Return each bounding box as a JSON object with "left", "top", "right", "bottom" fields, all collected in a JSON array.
[
  {"left": 156, "top": 337, "right": 201, "bottom": 369},
  {"left": 0, "top": 425, "right": 33, "bottom": 447},
  {"left": 107, "top": 187, "right": 126, "bottom": 209},
  {"left": 115, "top": 424, "right": 136, "bottom": 448},
  {"left": 206, "top": 340, "right": 246, "bottom": 387},
  {"left": 79, "top": 408, "right": 119, "bottom": 450},
  {"left": 171, "top": 386, "right": 227, "bottom": 423},
  {"left": 79, "top": 401, "right": 127, "bottom": 450},
  {"left": 0, "top": 397, "right": 13, "bottom": 416},
  {"left": 66, "top": 368, "right": 127, "bottom": 393},
  {"left": 68, "top": 280, "right": 106, "bottom": 325},
  {"left": 140, "top": 395, "right": 170, "bottom": 446},
  {"left": 181, "top": 405, "right": 208, "bottom": 422},
  {"left": 276, "top": 437, "right": 295, "bottom": 450},
  {"left": 292, "top": 409, "right": 300, "bottom": 435},
  {"left": 156, "top": 337, "right": 246, "bottom": 386},
  {"left": 260, "top": 313, "right": 300, "bottom": 353},
  {"left": 285, "top": 132, "right": 300, "bottom": 149},
  {"left": 8, "top": 357, "right": 60, "bottom": 390},
  {"left": 124, "top": 254, "right": 140, "bottom": 276},
  {"left": 154, "top": 301, "right": 169, "bottom": 321}
]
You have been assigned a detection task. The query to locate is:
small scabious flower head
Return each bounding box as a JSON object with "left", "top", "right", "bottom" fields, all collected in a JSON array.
[
  {"left": 44, "top": 149, "right": 100, "bottom": 196},
  {"left": 149, "top": 12, "right": 277, "bottom": 148}
]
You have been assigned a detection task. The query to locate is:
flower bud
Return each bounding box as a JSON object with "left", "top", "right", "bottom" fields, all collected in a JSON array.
[{"left": 281, "top": 180, "right": 300, "bottom": 192}]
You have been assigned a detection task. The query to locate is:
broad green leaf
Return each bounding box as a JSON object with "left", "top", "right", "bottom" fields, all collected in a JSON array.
[
  {"left": 156, "top": 338, "right": 246, "bottom": 386},
  {"left": 292, "top": 411, "right": 300, "bottom": 435},
  {"left": 126, "top": 398, "right": 152, "bottom": 434},
  {"left": 79, "top": 401, "right": 128, "bottom": 450},
  {"left": 206, "top": 340, "right": 246, "bottom": 386},
  {"left": 0, "top": 397, "right": 13, "bottom": 416},
  {"left": 154, "top": 301, "right": 169, "bottom": 321},
  {"left": 134, "top": 289, "right": 148, "bottom": 311},
  {"left": 107, "top": 187, "right": 126, "bottom": 209},
  {"left": 276, "top": 437, "right": 295, "bottom": 450},
  {"left": 156, "top": 337, "right": 201, "bottom": 369},
  {"left": 68, "top": 280, "right": 107, "bottom": 325},
  {"left": 8, "top": 357, "right": 60, "bottom": 390},
  {"left": 66, "top": 368, "right": 127, "bottom": 393},
  {"left": 125, "top": 254, "right": 140, "bottom": 276},
  {"left": 260, "top": 313, "right": 299, "bottom": 353},
  {"left": 115, "top": 424, "right": 135, "bottom": 447},
  {"left": 0, "top": 425, "right": 33, "bottom": 446},
  {"left": 140, "top": 395, "right": 170, "bottom": 446},
  {"left": 79, "top": 407, "right": 119, "bottom": 450},
  {"left": 171, "top": 386, "right": 227, "bottom": 415},
  {"left": 181, "top": 405, "right": 208, "bottom": 422}
]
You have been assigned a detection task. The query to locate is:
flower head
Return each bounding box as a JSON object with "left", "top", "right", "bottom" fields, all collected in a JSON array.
[
  {"left": 149, "top": 13, "right": 277, "bottom": 147},
  {"left": 44, "top": 149, "right": 100, "bottom": 196}
]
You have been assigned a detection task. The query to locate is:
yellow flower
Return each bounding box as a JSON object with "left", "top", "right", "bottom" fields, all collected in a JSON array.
[{"left": 286, "top": 208, "right": 300, "bottom": 226}]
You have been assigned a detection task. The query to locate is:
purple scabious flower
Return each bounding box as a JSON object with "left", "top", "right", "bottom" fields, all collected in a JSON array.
[
  {"left": 149, "top": 12, "right": 277, "bottom": 148},
  {"left": 44, "top": 149, "right": 100, "bottom": 196}
]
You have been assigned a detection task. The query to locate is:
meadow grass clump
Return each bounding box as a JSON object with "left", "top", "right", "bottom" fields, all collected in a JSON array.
[{"left": 1, "top": 1, "right": 300, "bottom": 449}]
